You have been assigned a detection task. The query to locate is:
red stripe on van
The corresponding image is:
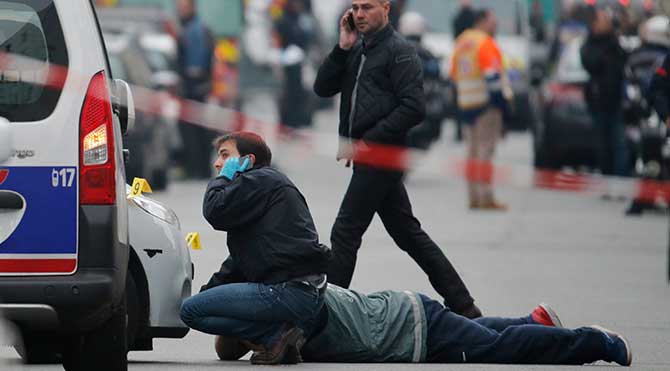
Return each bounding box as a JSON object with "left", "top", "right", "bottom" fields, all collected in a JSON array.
[
  {"left": 0, "top": 259, "right": 76, "bottom": 273},
  {"left": 0, "top": 170, "right": 8, "bottom": 185}
]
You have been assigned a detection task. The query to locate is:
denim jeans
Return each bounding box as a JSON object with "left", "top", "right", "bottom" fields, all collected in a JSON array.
[
  {"left": 421, "top": 295, "right": 609, "bottom": 364},
  {"left": 180, "top": 282, "right": 325, "bottom": 348}
]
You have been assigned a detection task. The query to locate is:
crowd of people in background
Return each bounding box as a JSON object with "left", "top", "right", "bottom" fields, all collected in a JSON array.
[{"left": 166, "top": 0, "right": 670, "bottom": 217}]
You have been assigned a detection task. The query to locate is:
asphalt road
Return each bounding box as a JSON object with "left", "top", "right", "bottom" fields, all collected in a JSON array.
[{"left": 2, "top": 96, "right": 669, "bottom": 370}]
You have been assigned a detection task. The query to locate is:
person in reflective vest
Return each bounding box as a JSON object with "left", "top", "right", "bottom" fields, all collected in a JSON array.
[{"left": 451, "top": 8, "right": 512, "bottom": 211}]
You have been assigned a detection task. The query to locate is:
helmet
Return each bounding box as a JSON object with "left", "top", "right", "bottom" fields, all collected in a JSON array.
[
  {"left": 643, "top": 15, "right": 670, "bottom": 48},
  {"left": 399, "top": 11, "right": 426, "bottom": 37}
]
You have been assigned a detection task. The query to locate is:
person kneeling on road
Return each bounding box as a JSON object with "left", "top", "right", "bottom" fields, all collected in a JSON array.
[
  {"left": 215, "top": 285, "right": 632, "bottom": 367},
  {"left": 180, "top": 132, "right": 332, "bottom": 365}
]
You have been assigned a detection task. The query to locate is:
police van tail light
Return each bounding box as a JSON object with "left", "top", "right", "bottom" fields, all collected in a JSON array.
[{"left": 80, "top": 71, "right": 116, "bottom": 205}]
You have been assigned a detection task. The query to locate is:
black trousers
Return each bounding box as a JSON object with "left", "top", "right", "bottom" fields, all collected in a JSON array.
[{"left": 328, "top": 165, "right": 476, "bottom": 313}]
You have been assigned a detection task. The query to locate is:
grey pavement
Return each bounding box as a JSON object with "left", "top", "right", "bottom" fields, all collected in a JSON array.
[{"left": 2, "top": 96, "right": 669, "bottom": 370}]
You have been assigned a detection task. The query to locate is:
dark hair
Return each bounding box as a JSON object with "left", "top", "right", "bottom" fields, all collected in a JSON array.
[
  {"left": 213, "top": 132, "right": 273, "bottom": 167},
  {"left": 474, "top": 9, "right": 491, "bottom": 25}
]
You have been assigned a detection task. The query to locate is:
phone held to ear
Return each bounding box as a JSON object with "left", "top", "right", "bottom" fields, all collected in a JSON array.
[{"left": 347, "top": 11, "right": 356, "bottom": 31}]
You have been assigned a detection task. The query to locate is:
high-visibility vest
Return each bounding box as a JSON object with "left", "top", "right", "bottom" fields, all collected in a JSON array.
[{"left": 451, "top": 29, "right": 510, "bottom": 110}]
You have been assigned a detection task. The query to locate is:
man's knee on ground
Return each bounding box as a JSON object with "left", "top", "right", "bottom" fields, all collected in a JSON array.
[{"left": 179, "top": 296, "right": 199, "bottom": 327}]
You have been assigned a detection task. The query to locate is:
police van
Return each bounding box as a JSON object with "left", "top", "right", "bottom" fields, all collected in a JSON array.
[{"left": 0, "top": 1, "right": 191, "bottom": 370}]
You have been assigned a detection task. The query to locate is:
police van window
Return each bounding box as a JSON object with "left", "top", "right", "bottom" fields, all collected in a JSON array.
[{"left": 0, "top": 0, "right": 68, "bottom": 122}]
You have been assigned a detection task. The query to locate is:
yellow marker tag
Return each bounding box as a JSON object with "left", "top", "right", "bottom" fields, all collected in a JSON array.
[
  {"left": 186, "top": 232, "right": 202, "bottom": 250},
  {"left": 128, "top": 178, "right": 153, "bottom": 198}
]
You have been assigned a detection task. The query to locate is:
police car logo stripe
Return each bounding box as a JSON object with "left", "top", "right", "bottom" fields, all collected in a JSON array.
[{"left": 0, "top": 170, "right": 7, "bottom": 185}]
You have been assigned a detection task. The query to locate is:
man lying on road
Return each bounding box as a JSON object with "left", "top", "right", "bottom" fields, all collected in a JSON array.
[{"left": 214, "top": 284, "right": 632, "bottom": 366}]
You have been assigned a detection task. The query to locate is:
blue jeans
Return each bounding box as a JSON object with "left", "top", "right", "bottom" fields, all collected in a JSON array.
[
  {"left": 421, "top": 295, "right": 609, "bottom": 364},
  {"left": 180, "top": 282, "right": 324, "bottom": 348}
]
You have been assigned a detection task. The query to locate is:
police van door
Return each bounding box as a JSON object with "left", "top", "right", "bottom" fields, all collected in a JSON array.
[{"left": 0, "top": 0, "right": 78, "bottom": 275}]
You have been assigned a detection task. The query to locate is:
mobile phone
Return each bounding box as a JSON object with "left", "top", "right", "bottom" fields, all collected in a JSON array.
[{"left": 347, "top": 11, "right": 356, "bottom": 31}]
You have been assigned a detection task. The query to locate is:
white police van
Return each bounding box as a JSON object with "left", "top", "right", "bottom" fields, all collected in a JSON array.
[{"left": 0, "top": 1, "right": 191, "bottom": 370}]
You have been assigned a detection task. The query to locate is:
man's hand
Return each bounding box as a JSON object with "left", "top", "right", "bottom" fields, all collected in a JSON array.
[
  {"left": 219, "top": 156, "right": 252, "bottom": 180},
  {"left": 339, "top": 9, "right": 358, "bottom": 51}
]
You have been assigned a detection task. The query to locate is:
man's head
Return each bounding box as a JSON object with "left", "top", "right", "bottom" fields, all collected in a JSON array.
[
  {"left": 460, "top": 0, "right": 472, "bottom": 8},
  {"left": 351, "top": 0, "right": 391, "bottom": 36},
  {"left": 589, "top": 7, "right": 613, "bottom": 36},
  {"left": 474, "top": 9, "right": 497, "bottom": 37},
  {"left": 212, "top": 132, "right": 272, "bottom": 174},
  {"left": 177, "top": 0, "right": 196, "bottom": 20}
]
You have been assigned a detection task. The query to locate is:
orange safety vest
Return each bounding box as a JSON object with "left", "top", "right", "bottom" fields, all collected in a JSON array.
[{"left": 451, "top": 29, "right": 509, "bottom": 111}]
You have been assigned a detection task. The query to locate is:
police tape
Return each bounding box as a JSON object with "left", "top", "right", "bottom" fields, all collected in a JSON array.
[{"left": 2, "top": 51, "right": 670, "bottom": 203}]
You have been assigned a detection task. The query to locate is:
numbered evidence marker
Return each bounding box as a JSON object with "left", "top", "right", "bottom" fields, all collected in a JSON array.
[
  {"left": 186, "top": 232, "right": 202, "bottom": 250},
  {"left": 128, "top": 177, "right": 153, "bottom": 199}
]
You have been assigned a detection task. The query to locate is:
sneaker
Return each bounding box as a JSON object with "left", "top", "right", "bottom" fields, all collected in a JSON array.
[
  {"left": 589, "top": 325, "right": 632, "bottom": 366},
  {"left": 531, "top": 303, "right": 563, "bottom": 328}
]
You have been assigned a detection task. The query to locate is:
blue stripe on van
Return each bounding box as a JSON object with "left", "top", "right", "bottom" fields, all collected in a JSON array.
[{"left": 0, "top": 167, "right": 77, "bottom": 255}]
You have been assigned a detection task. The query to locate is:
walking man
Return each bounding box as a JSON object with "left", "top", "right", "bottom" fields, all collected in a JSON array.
[
  {"left": 176, "top": 0, "right": 215, "bottom": 179},
  {"left": 451, "top": 9, "right": 511, "bottom": 210},
  {"left": 314, "top": 0, "right": 481, "bottom": 318}
]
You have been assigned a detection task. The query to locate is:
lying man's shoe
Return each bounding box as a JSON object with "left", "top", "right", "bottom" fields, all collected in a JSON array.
[
  {"left": 250, "top": 327, "right": 305, "bottom": 365},
  {"left": 589, "top": 325, "right": 632, "bottom": 366},
  {"left": 531, "top": 303, "right": 563, "bottom": 328}
]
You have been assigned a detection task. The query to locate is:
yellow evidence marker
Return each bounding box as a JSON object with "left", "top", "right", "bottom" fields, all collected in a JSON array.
[
  {"left": 186, "top": 232, "right": 202, "bottom": 250},
  {"left": 128, "top": 177, "right": 153, "bottom": 199}
]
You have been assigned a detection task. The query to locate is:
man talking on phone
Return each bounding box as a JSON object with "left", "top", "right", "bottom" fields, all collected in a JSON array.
[
  {"left": 180, "top": 132, "right": 331, "bottom": 365},
  {"left": 314, "top": 0, "right": 482, "bottom": 318}
]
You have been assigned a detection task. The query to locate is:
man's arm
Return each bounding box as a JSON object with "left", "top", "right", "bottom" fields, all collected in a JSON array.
[
  {"left": 580, "top": 40, "right": 601, "bottom": 76},
  {"left": 200, "top": 256, "right": 243, "bottom": 292},
  {"left": 203, "top": 171, "right": 271, "bottom": 231},
  {"left": 363, "top": 43, "right": 426, "bottom": 143},
  {"left": 314, "top": 45, "right": 350, "bottom": 97},
  {"left": 650, "top": 55, "right": 670, "bottom": 123}
]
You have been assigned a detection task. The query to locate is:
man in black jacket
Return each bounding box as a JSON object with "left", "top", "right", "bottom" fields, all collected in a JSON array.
[
  {"left": 313, "top": 0, "right": 481, "bottom": 318},
  {"left": 580, "top": 6, "right": 629, "bottom": 177},
  {"left": 180, "top": 132, "right": 331, "bottom": 365}
]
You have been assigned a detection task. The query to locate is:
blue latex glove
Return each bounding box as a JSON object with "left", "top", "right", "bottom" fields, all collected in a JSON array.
[{"left": 219, "top": 156, "right": 251, "bottom": 180}]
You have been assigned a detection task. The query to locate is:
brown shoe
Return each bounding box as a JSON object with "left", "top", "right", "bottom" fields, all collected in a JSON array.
[
  {"left": 477, "top": 200, "right": 508, "bottom": 211},
  {"left": 250, "top": 327, "right": 305, "bottom": 365}
]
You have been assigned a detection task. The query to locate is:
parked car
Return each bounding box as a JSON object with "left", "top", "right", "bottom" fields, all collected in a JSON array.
[
  {"left": 0, "top": 1, "right": 190, "bottom": 370},
  {"left": 105, "top": 32, "right": 178, "bottom": 190}
]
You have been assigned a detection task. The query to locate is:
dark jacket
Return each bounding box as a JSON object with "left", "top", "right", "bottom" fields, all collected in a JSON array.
[
  {"left": 580, "top": 33, "right": 627, "bottom": 112},
  {"left": 201, "top": 166, "right": 331, "bottom": 291},
  {"left": 313, "top": 25, "right": 425, "bottom": 146},
  {"left": 452, "top": 6, "right": 475, "bottom": 38},
  {"left": 649, "top": 53, "right": 670, "bottom": 122},
  {"left": 177, "top": 15, "right": 215, "bottom": 100}
]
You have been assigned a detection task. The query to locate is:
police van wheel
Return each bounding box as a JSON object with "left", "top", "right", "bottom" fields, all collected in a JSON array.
[
  {"left": 126, "top": 273, "right": 140, "bottom": 349},
  {"left": 62, "top": 300, "right": 128, "bottom": 371}
]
